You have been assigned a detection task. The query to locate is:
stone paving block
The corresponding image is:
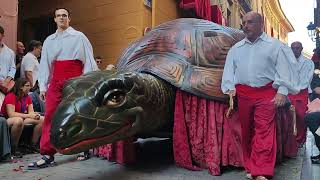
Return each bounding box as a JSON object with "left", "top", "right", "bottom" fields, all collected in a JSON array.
[{"left": 0, "top": 139, "right": 307, "bottom": 180}]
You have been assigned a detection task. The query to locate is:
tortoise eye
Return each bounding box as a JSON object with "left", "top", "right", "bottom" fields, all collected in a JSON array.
[{"left": 102, "top": 89, "right": 126, "bottom": 108}]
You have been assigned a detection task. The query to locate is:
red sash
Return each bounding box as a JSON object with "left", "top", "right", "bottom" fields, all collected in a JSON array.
[
  {"left": 52, "top": 60, "right": 83, "bottom": 80},
  {"left": 235, "top": 82, "right": 276, "bottom": 99}
]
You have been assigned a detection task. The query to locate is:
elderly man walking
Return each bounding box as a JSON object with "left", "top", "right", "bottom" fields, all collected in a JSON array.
[
  {"left": 221, "top": 11, "right": 299, "bottom": 180},
  {"left": 289, "top": 41, "right": 314, "bottom": 146}
]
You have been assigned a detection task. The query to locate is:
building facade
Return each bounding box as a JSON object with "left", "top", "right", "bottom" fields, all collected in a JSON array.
[
  {"left": 0, "top": 0, "right": 18, "bottom": 50},
  {"left": 0, "top": 0, "right": 294, "bottom": 66},
  {"left": 212, "top": 0, "right": 294, "bottom": 43}
]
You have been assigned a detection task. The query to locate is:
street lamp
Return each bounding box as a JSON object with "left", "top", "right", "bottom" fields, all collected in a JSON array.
[
  {"left": 307, "top": 22, "right": 320, "bottom": 57},
  {"left": 307, "top": 22, "right": 317, "bottom": 41}
]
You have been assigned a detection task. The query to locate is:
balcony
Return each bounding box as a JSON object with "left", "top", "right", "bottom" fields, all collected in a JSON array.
[{"left": 238, "top": 0, "right": 252, "bottom": 12}]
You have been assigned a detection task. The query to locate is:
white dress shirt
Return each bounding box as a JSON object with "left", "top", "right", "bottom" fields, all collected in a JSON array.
[
  {"left": 0, "top": 44, "right": 16, "bottom": 80},
  {"left": 221, "top": 33, "right": 299, "bottom": 96},
  {"left": 20, "top": 52, "right": 39, "bottom": 87},
  {"left": 295, "top": 55, "right": 314, "bottom": 93},
  {"left": 39, "top": 27, "right": 98, "bottom": 92}
]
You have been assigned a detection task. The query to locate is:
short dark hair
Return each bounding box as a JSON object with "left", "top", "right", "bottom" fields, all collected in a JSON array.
[
  {"left": 28, "top": 40, "right": 42, "bottom": 52},
  {"left": 54, "top": 8, "right": 71, "bottom": 18},
  {"left": 0, "top": 25, "right": 4, "bottom": 35},
  {"left": 95, "top": 56, "right": 103, "bottom": 59}
]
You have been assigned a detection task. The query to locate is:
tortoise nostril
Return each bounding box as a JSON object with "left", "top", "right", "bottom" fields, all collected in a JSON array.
[{"left": 66, "top": 122, "right": 83, "bottom": 138}]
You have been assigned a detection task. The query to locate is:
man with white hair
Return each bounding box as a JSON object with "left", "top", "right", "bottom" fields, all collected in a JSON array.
[{"left": 289, "top": 41, "right": 314, "bottom": 147}]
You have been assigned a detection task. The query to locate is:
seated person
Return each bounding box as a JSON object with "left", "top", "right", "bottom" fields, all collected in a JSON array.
[
  {"left": 1, "top": 78, "right": 44, "bottom": 157},
  {"left": 305, "top": 111, "right": 320, "bottom": 164},
  {"left": 310, "top": 70, "right": 320, "bottom": 101},
  {"left": 0, "top": 116, "right": 11, "bottom": 161}
]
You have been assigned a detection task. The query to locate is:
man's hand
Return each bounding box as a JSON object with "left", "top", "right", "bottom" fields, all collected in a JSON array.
[
  {"left": 4, "top": 77, "right": 12, "bottom": 84},
  {"left": 314, "top": 87, "right": 320, "bottom": 94},
  {"left": 40, "top": 91, "right": 46, "bottom": 102},
  {"left": 272, "top": 93, "right": 287, "bottom": 107},
  {"left": 227, "top": 90, "right": 236, "bottom": 97},
  {"left": 29, "top": 112, "right": 40, "bottom": 120}
]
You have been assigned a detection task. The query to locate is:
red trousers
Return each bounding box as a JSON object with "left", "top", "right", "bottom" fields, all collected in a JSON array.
[
  {"left": 288, "top": 89, "right": 308, "bottom": 145},
  {"left": 236, "top": 83, "right": 277, "bottom": 177},
  {"left": 40, "top": 60, "right": 83, "bottom": 155}
]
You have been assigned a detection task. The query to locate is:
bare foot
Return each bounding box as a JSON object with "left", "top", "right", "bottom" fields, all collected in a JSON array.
[
  {"left": 246, "top": 173, "right": 253, "bottom": 179},
  {"left": 255, "top": 176, "right": 268, "bottom": 180}
]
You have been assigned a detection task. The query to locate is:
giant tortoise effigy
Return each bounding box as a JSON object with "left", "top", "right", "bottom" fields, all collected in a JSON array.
[{"left": 49, "top": 18, "right": 297, "bottom": 175}]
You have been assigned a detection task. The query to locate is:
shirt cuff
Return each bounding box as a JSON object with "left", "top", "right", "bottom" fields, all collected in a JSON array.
[
  {"left": 8, "top": 72, "right": 16, "bottom": 79},
  {"left": 277, "top": 86, "right": 288, "bottom": 95},
  {"left": 222, "top": 86, "right": 235, "bottom": 94}
]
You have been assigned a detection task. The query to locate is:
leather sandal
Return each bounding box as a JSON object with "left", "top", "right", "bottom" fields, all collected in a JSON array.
[
  {"left": 28, "top": 155, "right": 56, "bottom": 170},
  {"left": 76, "top": 151, "right": 91, "bottom": 161}
]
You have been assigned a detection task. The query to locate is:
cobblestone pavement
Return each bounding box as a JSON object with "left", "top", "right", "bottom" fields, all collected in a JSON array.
[{"left": 0, "top": 139, "right": 306, "bottom": 180}]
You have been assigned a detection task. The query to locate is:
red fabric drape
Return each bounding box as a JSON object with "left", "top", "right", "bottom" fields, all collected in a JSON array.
[
  {"left": 179, "top": 0, "right": 196, "bottom": 9},
  {"left": 195, "top": 0, "right": 212, "bottom": 21},
  {"left": 180, "top": 0, "right": 212, "bottom": 21},
  {"left": 211, "top": 5, "right": 222, "bottom": 25},
  {"left": 173, "top": 90, "right": 242, "bottom": 175},
  {"left": 94, "top": 138, "right": 136, "bottom": 164}
]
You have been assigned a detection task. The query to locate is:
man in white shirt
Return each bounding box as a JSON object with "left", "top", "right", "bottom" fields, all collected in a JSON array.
[
  {"left": 221, "top": 12, "right": 298, "bottom": 180},
  {"left": 288, "top": 41, "right": 314, "bottom": 147},
  {"left": 28, "top": 8, "right": 98, "bottom": 169},
  {"left": 0, "top": 25, "right": 16, "bottom": 106},
  {"left": 20, "top": 40, "right": 44, "bottom": 113},
  {"left": 20, "top": 40, "right": 42, "bottom": 88}
]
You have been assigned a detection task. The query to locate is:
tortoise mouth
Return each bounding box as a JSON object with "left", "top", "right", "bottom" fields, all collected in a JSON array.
[{"left": 56, "top": 120, "right": 134, "bottom": 155}]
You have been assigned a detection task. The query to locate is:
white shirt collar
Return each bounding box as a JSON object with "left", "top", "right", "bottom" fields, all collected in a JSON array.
[
  {"left": 237, "top": 32, "right": 272, "bottom": 47},
  {"left": 50, "top": 26, "right": 77, "bottom": 40},
  {"left": 27, "top": 52, "right": 38, "bottom": 60}
]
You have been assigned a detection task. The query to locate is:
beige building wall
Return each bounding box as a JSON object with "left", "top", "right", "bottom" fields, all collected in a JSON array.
[
  {"left": 17, "top": 0, "right": 293, "bottom": 68},
  {"left": 0, "top": 0, "right": 18, "bottom": 51},
  {"left": 152, "top": 0, "right": 179, "bottom": 27},
  {"left": 19, "top": 0, "right": 179, "bottom": 68},
  {"left": 19, "top": 0, "right": 153, "bottom": 68},
  {"left": 211, "top": 0, "right": 293, "bottom": 43},
  {"left": 262, "top": 0, "right": 294, "bottom": 43}
]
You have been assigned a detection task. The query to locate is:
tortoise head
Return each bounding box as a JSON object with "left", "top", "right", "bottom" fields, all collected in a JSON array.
[{"left": 50, "top": 70, "right": 147, "bottom": 154}]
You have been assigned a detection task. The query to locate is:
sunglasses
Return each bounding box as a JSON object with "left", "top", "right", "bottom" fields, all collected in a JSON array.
[{"left": 96, "top": 61, "right": 102, "bottom": 64}]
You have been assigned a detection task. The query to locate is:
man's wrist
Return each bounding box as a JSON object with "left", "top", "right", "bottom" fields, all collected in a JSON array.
[{"left": 5, "top": 77, "right": 12, "bottom": 82}]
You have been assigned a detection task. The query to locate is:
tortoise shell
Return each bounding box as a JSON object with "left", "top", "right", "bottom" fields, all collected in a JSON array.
[{"left": 117, "top": 18, "right": 245, "bottom": 101}]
